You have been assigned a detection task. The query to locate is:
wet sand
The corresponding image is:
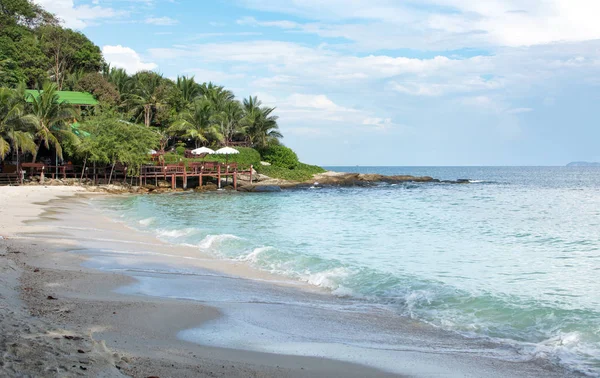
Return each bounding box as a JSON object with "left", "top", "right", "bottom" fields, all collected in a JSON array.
[{"left": 0, "top": 186, "right": 582, "bottom": 377}]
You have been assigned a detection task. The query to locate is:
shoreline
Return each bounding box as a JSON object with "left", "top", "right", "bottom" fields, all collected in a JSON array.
[{"left": 0, "top": 186, "right": 584, "bottom": 377}]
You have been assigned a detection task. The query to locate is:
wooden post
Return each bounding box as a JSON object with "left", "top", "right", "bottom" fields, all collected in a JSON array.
[
  {"left": 217, "top": 165, "right": 221, "bottom": 189},
  {"left": 249, "top": 165, "right": 253, "bottom": 183},
  {"left": 183, "top": 169, "right": 187, "bottom": 189},
  {"left": 171, "top": 174, "right": 175, "bottom": 190},
  {"left": 199, "top": 172, "right": 203, "bottom": 187},
  {"left": 233, "top": 169, "right": 237, "bottom": 190}
]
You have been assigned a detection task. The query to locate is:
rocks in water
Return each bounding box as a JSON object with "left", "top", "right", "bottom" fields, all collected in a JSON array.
[{"left": 237, "top": 185, "right": 282, "bottom": 192}]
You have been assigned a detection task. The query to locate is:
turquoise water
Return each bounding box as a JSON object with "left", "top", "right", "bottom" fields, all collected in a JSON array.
[{"left": 100, "top": 167, "right": 600, "bottom": 376}]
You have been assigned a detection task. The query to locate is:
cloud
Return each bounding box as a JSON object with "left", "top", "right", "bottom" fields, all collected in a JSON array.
[
  {"left": 102, "top": 45, "right": 157, "bottom": 74},
  {"left": 34, "top": 0, "right": 124, "bottom": 29},
  {"left": 237, "top": 0, "right": 600, "bottom": 49},
  {"left": 145, "top": 16, "right": 178, "bottom": 26}
]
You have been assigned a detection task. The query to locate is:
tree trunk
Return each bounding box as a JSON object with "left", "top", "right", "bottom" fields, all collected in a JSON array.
[
  {"left": 108, "top": 161, "right": 116, "bottom": 185},
  {"left": 80, "top": 156, "right": 87, "bottom": 183},
  {"left": 144, "top": 105, "right": 151, "bottom": 127},
  {"left": 31, "top": 141, "right": 41, "bottom": 163}
]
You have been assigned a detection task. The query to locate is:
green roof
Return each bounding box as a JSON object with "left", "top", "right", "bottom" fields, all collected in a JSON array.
[{"left": 25, "top": 90, "right": 98, "bottom": 106}]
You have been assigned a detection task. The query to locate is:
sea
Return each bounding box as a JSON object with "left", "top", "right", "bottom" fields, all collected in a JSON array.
[{"left": 95, "top": 166, "right": 600, "bottom": 376}]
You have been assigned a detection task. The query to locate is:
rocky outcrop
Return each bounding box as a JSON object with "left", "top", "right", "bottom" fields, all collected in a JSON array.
[{"left": 304, "top": 171, "right": 439, "bottom": 187}]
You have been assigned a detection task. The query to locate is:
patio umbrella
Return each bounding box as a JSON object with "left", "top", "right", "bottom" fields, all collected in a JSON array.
[
  {"left": 191, "top": 147, "right": 215, "bottom": 155},
  {"left": 214, "top": 147, "right": 239, "bottom": 164},
  {"left": 215, "top": 147, "right": 240, "bottom": 187}
]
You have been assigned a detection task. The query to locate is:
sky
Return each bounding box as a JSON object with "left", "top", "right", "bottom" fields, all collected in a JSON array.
[{"left": 35, "top": 0, "right": 600, "bottom": 166}]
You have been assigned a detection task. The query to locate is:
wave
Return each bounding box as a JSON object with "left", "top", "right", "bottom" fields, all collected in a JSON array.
[
  {"left": 198, "top": 234, "right": 242, "bottom": 250},
  {"left": 138, "top": 217, "right": 156, "bottom": 226},
  {"left": 156, "top": 228, "right": 200, "bottom": 239}
]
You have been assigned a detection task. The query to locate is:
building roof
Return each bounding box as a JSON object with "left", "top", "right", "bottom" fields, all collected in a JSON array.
[{"left": 25, "top": 90, "right": 98, "bottom": 106}]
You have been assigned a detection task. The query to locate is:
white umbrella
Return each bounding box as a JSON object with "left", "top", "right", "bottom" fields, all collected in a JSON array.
[
  {"left": 215, "top": 147, "right": 240, "bottom": 187},
  {"left": 214, "top": 146, "right": 239, "bottom": 155},
  {"left": 215, "top": 146, "right": 239, "bottom": 164},
  {"left": 191, "top": 147, "right": 215, "bottom": 155}
]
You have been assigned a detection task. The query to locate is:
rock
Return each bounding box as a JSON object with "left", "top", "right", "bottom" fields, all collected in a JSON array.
[
  {"left": 156, "top": 180, "right": 171, "bottom": 188},
  {"left": 253, "top": 185, "right": 281, "bottom": 192},
  {"left": 260, "top": 161, "right": 271, "bottom": 166}
]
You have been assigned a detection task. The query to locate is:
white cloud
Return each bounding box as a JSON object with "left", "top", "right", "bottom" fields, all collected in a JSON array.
[
  {"left": 145, "top": 16, "right": 178, "bottom": 26},
  {"left": 181, "top": 68, "right": 245, "bottom": 83},
  {"left": 34, "top": 0, "right": 124, "bottom": 29},
  {"left": 238, "top": 0, "right": 600, "bottom": 49},
  {"left": 102, "top": 45, "right": 157, "bottom": 74}
]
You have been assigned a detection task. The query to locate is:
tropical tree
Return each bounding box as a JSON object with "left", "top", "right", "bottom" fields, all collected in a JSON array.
[
  {"left": 127, "top": 71, "right": 167, "bottom": 127},
  {"left": 214, "top": 99, "right": 244, "bottom": 145},
  {"left": 0, "top": 87, "right": 36, "bottom": 162},
  {"left": 27, "top": 82, "right": 77, "bottom": 162},
  {"left": 176, "top": 75, "right": 201, "bottom": 103},
  {"left": 80, "top": 115, "right": 159, "bottom": 182},
  {"left": 105, "top": 66, "right": 131, "bottom": 100},
  {"left": 242, "top": 96, "right": 282, "bottom": 149},
  {"left": 168, "top": 98, "right": 222, "bottom": 148}
]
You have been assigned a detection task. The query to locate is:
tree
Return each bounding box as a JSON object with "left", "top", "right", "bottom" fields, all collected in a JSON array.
[
  {"left": 75, "top": 72, "right": 120, "bottom": 106},
  {"left": 80, "top": 116, "right": 159, "bottom": 182},
  {"left": 104, "top": 66, "right": 131, "bottom": 99},
  {"left": 0, "top": 86, "right": 36, "bottom": 161},
  {"left": 242, "top": 96, "right": 282, "bottom": 149},
  {"left": 127, "top": 71, "right": 168, "bottom": 127},
  {"left": 214, "top": 99, "right": 244, "bottom": 145},
  {"left": 27, "top": 82, "right": 77, "bottom": 162},
  {"left": 176, "top": 76, "right": 201, "bottom": 103},
  {"left": 38, "top": 25, "right": 103, "bottom": 90},
  {"left": 168, "top": 98, "right": 222, "bottom": 148}
]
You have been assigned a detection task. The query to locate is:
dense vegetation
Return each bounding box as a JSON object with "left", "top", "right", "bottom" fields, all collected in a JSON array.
[{"left": 0, "top": 0, "right": 320, "bottom": 181}]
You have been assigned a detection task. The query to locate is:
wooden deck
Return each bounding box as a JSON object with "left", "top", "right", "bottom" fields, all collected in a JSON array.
[
  {"left": 140, "top": 162, "right": 252, "bottom": 190},
  {"left": 0, "top": 161, "right": 253, "bottom": 189}
]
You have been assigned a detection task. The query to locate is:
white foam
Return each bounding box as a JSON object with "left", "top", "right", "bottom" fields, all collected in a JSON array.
[
  {"left": 238, "top": 246, "right": 274, "bottom": 263},
  {"left": 157, "top": 228, "right": 199, "bottom": 239},
  {"left": 138, "top": 217, "right": 156, "bottom": 226},
  {"left": 302, "top": 267, "right": 350, "bottom": 290},
  {"left": 198, "top": 234, "right": 241, "bottom": 250}
]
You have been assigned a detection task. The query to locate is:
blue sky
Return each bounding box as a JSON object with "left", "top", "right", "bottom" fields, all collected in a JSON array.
[{"left": 37, "top": 0, "right": 600, "bottom": 166}]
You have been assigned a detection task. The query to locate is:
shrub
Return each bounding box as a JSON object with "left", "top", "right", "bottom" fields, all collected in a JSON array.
[
  {"left": 261, "top": 145, "right": 299, "bottom": 169},
  {"left": 257, "top": 162, "right": 326, "bottom": 181},
  {"left": 175, "top": 146, "right": 185, "bottom": 156}
]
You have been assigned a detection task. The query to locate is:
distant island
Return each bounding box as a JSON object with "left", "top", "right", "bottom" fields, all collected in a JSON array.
[{"left": 566, "top": 162, "right": 600, "bottom": 167}]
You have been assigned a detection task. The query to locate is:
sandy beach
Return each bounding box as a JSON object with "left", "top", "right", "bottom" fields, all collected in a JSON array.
[{"left": 0, "top": 186, "right": 583, "bottom": 377}]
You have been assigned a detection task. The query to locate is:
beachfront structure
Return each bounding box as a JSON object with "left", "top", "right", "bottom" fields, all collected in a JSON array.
[{"left": 24, "top": 90, "right": 99, "bottom": 107}]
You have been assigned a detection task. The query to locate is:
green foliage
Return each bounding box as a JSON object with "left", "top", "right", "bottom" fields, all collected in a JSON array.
[
  {"left": 0, "top": 1, "right": 294, "bottom": 173},
  {"left": 175, "top": 146, "right": 185, "bottom": 156},
  {"left": 27, "top": 82, "right": 77, "bottom": 161},
  {"left": 0, "top": 86, "right": 36, "bottom": 160},
  {"left": 261, "top": 145, "right": 299, "bottom": 169},
  {"left": 257, "top": 162, "right": 326, "bottom": 182},
  {"left": 74, "top": 72, "right": 120, "bottom": 105},
  {"left": 39, "top": 25, "right": 104, "bottom": 89},
  {"left": 79, "top": 116, "right": 159, "bottom": 173}
]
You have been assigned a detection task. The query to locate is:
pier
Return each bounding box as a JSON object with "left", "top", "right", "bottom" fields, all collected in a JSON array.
[{"left": 0, "top": 161, "right": 253, "bottom": 189}]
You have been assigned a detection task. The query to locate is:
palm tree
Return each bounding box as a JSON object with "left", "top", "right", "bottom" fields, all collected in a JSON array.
[
  {"left": 168, "top": 98, "right": 223, "bottom": 148},
  {"left": 214, "top": 100, "right": 244, "bottom": 146},
  {"left": 0, "top": 87, "right": 36, "bottom": 163},
  {"left": 27, "top": 82, "right": 77, "bottom": 162},
  {"left": 176, "top": 76, "right": 201, "bottom": 103},
  {"left": 127, "top": 71, "right": 166, "bottom": 127},
  {"left": 200, "top": 82, "right": 235, "bottom": 111},
  {"left": 106, "top": 67, "right": 131, "bottom": 100},
  {"left": 242, "top": 96, "right": 282, "bottom": 149}
]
